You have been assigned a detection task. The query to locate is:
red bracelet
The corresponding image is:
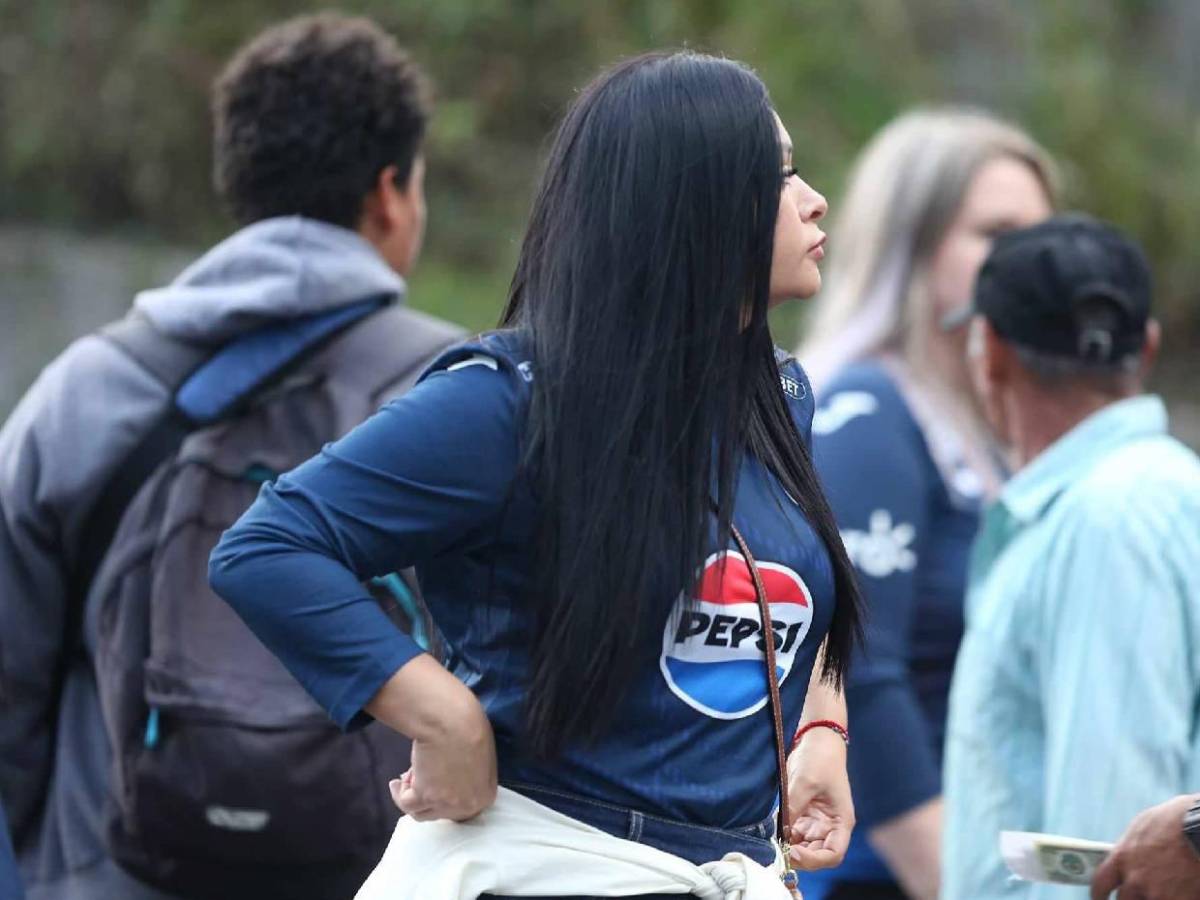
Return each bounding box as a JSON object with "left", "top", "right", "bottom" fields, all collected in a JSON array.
[{"left": 791, "top": 719, "right": 849, "bottom": 752}]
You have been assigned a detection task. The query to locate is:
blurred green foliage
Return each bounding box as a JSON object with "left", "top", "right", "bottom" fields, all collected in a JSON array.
[{"left": 0, "top": 0, "right": 1197, "bottom": 346}]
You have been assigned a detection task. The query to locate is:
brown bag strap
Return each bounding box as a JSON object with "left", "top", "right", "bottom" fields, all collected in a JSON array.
[{"left": 728, "top": 523, "right": 792, "bottom": 855}]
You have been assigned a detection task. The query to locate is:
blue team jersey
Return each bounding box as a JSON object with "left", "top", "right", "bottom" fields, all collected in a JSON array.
[
  {"left": 801, "top": 359, "right": 982, "bottom": 892},
  {"left": 210, "top": 330, "right": 837, "bottom": 829}
]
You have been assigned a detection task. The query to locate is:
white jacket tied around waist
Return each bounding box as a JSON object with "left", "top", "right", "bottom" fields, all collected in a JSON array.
[{"left": 355, "top": 786, "right": 792, "bottom": 900}]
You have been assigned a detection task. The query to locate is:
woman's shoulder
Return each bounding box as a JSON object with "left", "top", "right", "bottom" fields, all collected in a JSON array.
[
  {"left": 393, "top": 330, "right": 536, "bottom": 440},
  {"left": 421, "top": 328, "right": 536, "bottom": 384},
  {"left": 774, "top": 348, "right": 813, "bottom": 402},
  {"left": 774, "top": 348, "right": 818, "bottom": 441}
]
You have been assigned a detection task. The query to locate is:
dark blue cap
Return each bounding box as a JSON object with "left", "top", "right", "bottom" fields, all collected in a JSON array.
[{"left": 969, "top": 213, "right": 1153, "bottom": 363}]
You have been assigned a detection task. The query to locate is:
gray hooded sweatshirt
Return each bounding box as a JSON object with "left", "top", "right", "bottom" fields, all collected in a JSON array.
[{"left": 0, "top": 217, "right": 463, "bottom": 898}]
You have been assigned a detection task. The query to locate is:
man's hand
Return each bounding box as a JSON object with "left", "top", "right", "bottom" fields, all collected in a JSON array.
[{"left": 1091, "top": 794, "right": 1200, "bottom": 900}]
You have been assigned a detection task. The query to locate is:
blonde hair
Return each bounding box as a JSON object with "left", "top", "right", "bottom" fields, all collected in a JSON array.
[{"left": 800, "top": 107, "right": 1058, "bottom": 388}]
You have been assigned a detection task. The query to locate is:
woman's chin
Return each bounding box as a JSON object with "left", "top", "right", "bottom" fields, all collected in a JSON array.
[{"left": 778, "top": 274, "right": 822, "bottom": 305}]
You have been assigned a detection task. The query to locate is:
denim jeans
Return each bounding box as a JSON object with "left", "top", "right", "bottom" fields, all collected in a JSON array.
[{"left": 479, "top": 781, "right": 778, "bottom": 900}]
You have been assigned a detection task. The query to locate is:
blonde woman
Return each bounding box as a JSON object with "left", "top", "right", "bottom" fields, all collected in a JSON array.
[{"left": 798, "top": 109, "right": 1057, "bottom": 900}]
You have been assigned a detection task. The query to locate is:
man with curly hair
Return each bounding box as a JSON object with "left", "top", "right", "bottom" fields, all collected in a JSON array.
[{"left": 0, "top": 14, "right": 462, "bottom": 899}]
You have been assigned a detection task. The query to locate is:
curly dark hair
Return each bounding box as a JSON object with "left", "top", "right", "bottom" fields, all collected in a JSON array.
[{"left": 212, "top": 13, "right": 432, "bottom": 228}]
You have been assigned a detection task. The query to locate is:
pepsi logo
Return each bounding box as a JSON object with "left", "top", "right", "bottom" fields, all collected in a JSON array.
[{"left": 660, "top": 550, "right": 814, "bottom": 719}]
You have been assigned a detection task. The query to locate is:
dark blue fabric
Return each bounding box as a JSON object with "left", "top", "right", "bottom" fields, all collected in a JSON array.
[
  {"left": 210, "top": 330, "right": 838, "bottom": 835},
  {"left": 0, "top": 796, "right": 23, "bottom": 900},
  {"left": 507, "top": 782, "right": 776, "bottom": 865},
  {"left": 176, "top": 298, "right": 384, "bottom": 423},
  {"left": 805, "top": 360, "right": 979, "bottom": 887},
  {"left": 799, "top": 834, "right": 892, "bottom": 897}
]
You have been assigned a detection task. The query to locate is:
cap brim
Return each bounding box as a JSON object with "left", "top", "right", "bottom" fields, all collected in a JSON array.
[{"left": 939, "top": 304, "right": 977, "bottom": 332}]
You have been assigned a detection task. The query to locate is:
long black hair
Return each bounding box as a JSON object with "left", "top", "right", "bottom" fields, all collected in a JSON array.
[{"left": 501, "top": 51, "right": 862, "bottom": 758}]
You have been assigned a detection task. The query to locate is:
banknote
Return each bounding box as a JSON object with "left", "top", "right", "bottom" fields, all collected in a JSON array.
[
  {"left": 1001, "top": 831, "right": 1114, "bottom": 885},
  {"left": 1036, "top": 844, "right": 1110, "bottom": 884}
]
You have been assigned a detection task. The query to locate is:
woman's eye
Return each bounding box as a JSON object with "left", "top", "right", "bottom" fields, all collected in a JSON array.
[{"left": 781, "top": 166, "right": 798, "bottom": 182}]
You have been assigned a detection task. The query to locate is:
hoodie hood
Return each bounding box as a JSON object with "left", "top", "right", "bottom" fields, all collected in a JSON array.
[{"left": 134, "top": 216, "right": 406, "bottom": 343}]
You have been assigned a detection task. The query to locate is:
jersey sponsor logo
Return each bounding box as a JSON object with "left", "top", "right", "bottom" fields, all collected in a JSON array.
[
  {"left": 661, "top": 550, "right": 814, "bottom": 719},
  {"left": 813, "top": 391, "right": 879, "bottom": 435},
  {"left": 780, "top": 373, "right": 806, "bottom": 401},
  {"left": 841, "top": 508, "right": 917, "bottom": 578}
]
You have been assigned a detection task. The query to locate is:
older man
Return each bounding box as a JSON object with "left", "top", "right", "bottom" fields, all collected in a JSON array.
[{"left": 941, "top": 214, "right": 1200, "bottom": 899}]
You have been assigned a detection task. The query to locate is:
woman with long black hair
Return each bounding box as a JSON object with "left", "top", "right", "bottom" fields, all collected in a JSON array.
[{"left": 210, "top": 50, "right": 862, "bottom": 898}]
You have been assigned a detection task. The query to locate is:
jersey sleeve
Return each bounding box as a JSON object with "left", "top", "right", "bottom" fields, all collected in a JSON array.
[
  {"left": 812, "top": 370, "right": 940, "bottom": 827},
  {"left": 209, "top": 353, "right": 522, "bottom": 730}
]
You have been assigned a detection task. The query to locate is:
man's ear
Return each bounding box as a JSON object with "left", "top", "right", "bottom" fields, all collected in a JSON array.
[
  {"left": 357, "top": 159, "right": 426, "bottom": 275},
  {"left": 980, "top": 318, "right": 1015, "bottom": 384},
  {"left": 967, "top": 315, "right": 1019, "bottom": 421},
  {"left": 1140, "top": 319, "right": 1162, "bottom": 377},
  {"left": 966, "top": 315, "right": 1016, "bottom": 449},
  {"left": 967, "top": 316, "right": 1011, "bottom": 383},
  {"left": 360, "top": 164, "right": 404, "bottom": 232}
]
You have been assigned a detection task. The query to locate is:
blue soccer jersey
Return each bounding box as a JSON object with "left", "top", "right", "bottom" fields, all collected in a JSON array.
[
  {"left": 210, "top": 331, "right": 839, "bottom": 829},
  {"left": 803, "top": 358, "right": 981, "bottom": 892}
]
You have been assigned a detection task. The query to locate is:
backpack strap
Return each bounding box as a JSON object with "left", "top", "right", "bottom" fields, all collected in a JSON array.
[
  {"left": 174, "top": 299, "right": 387, "bottom": 424},
  {"left": 317, "top": 305, "right": 467, "bottom": 401},
  {"left": 72, "top": 301, "right": 393, "bottom": 602},
  {"left": 100, "top": 312, "right": 214, "bottom": 392},
  {"left": 309, "top": 304, "right": 465, "bottom": 660},
  {"left": 70, "top": 316, "right": 214, "bottom": 602}
]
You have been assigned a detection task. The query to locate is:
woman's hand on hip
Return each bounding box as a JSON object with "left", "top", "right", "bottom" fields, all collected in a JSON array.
[
  {"left": 366, "top": 654, "right": 498, "bottom": 822},
  {"left": 785, "top": 726, "right": 855, "bottom": 870}
]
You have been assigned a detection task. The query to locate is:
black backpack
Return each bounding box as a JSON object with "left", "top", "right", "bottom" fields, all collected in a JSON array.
[{"left": 78, "top": 301, "right": 461, "bottom": 899}]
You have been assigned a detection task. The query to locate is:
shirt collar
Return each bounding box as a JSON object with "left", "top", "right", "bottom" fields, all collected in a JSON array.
[{"left": 998, "top": 395, "right": 1169, "bottom": 523}]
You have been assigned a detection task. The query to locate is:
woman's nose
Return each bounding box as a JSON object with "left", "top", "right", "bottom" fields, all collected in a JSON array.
[{"left": 800, "top": 184, "right": 828, "bottom": 223}]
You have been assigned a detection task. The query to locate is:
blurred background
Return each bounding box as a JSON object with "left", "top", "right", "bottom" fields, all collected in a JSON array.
[{"left": 1, "top": 0, "right": 1197, "bottom": 438}]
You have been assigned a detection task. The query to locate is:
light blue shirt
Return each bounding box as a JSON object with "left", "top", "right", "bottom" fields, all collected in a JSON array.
[{"left": 942, "top": 395, "right": 1200, "bottom": 900}]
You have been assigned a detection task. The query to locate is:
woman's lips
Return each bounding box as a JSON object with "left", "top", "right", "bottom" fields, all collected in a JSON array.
[{"left": 809, "top": 234, "right": 827, "bottom": 260}]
